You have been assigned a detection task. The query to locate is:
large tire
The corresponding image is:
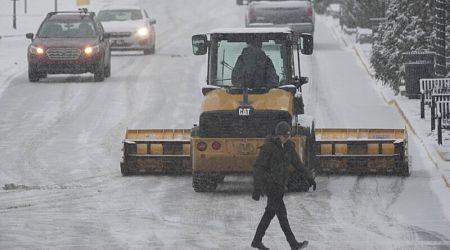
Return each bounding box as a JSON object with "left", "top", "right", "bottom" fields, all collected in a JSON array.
[
  {"left": 28, "top": 67, "right": 40, "bottom": 82},
  {"left": 192, "top": 172, "right": 218, "bottom": 192}
]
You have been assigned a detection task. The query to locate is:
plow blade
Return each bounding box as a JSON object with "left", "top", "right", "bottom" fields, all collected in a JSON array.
[
  {"left": 120, "top": 129, "right": 192, "bottom": 175},
  {"left": 314, "top": 128, "right": 409, "bottom": 176}
]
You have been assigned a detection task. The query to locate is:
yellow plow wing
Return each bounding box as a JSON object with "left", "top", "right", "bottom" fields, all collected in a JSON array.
[
  {"left": 314, "top": 128, "right": 409, "bottom": 176},
  {"left": 120, "top": 129, "right": 192, "bottom": 175}
]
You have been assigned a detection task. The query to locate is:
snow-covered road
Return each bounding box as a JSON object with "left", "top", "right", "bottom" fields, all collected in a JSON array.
[{"left": 0, "top": 0, "right": 449, "bottom": 249}]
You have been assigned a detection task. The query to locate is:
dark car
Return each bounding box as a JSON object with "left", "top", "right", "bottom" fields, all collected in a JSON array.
[
  {"left": 26, "top": 9, "right": 111, "bottom": 82},
  {"left": 245, "top": 0, "right": 315, "bottom": 38}
]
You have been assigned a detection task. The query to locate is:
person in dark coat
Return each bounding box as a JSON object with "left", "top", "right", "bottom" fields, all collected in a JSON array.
[
  {"left": 231, "top": 39, "right": 279, "bottom": 88},
  {"left": 251, "top": 121, "right": 316, "bottom": 250}
]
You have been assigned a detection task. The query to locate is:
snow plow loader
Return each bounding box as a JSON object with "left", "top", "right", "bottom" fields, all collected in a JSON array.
[{"left": 120, "top": 28, "right": 409, "bottom": 192}]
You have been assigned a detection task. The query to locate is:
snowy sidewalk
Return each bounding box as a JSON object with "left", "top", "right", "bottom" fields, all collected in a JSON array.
[{"left": 321, "top": 15, "right": 450, "bottom": 189}]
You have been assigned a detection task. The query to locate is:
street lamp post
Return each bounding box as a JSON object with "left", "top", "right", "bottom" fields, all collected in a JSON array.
[{"left": 11, "top": 0, "right": 18, "bottom": 29}]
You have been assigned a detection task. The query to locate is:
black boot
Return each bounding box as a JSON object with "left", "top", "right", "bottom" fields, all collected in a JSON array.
[
  {"left": 291, "top": 240, "right": 308, "bottom": 250},
  {"left": 251, "top": 241, "right": 270, "bottom": 250}
]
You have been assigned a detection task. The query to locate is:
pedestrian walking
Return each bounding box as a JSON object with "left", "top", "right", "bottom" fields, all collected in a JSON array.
[{"left": 251, "top": 121, "right": 316, "bottom": 250}]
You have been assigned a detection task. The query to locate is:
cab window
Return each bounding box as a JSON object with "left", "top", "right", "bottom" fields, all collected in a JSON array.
[{"left": 212, "top": 39, "right": 287, "bottom": 86}]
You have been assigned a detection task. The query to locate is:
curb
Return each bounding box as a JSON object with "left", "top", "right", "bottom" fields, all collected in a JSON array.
[
  {"left": 351, "top": 37, "right": 450, "bottom": 190},
  {"left": 353, "top": 45, "right": 374, "bottom": 77}
]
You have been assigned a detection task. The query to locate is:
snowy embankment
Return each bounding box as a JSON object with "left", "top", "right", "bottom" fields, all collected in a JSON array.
[{"left": 321, "top": 14, "right": 450, "bottom": 221}]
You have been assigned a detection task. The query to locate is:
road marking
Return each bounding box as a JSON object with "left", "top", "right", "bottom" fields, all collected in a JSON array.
[{"left": 353, "top": 46, "right": 374, "bottom": 77}]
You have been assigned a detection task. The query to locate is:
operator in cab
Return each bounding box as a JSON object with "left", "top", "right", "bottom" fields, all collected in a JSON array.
[{"left": 231, "top": 37, "right": 279, "bottom": 88}]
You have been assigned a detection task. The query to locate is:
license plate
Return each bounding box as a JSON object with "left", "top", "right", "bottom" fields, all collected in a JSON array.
[{"left": 113, "top": 39, "right": 126, "bottom": 46}]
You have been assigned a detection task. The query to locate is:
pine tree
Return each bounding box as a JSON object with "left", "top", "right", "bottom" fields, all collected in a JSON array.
[
  {"left": 340, "top": 0, "right": 385, "bottom": 28},
  {"left": 370, "top": 0, "right": 434, "bottom": 92}
]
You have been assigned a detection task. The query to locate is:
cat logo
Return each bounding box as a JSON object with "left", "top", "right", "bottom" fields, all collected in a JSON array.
[{"left": 238, "top": 107, "right": 251, "bottom": 116}]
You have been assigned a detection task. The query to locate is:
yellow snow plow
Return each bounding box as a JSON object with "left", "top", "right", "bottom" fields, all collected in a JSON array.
[
  {"left": 120, "top": 129, "right": 191, "bottom": 175},
  {"left": 314, "top": 128, "right": 409, "bottom": 176},
  {"left": 120, "top": 28, "right": 410, "bottom": 192},
  {"left": 120, "top": 127, "right": 409, "bottom": 177}
]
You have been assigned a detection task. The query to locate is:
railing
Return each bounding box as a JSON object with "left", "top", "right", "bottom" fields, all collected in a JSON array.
[
  {"left": 420, "top": 78, "right": 450, "bottom": 118},
  {"left": 436, "top": 100, "right": 450, "bottom": 145}
]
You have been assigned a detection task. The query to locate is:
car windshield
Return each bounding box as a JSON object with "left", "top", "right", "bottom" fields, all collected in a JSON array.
[
  {"left": 37, "top": 20, "right": 97, "bottom": 38},
  {"left": 97, "top": 9, "right": 143, "bottom": 22},
  {"left": 212, "top": 37, "right": 288, "bottom": 87}
]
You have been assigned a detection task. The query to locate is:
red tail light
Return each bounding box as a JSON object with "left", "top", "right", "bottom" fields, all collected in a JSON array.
[
  {"left": 197, "top": 142, "right": 207, "bottom": 151},
  {"left": 212, "top": 141, "right": 221, "bottom": 150}
]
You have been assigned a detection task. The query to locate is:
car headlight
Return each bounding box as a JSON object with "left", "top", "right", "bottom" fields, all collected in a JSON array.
[
  {"left": 136, "top": 27, "right": 149, "bottom": 37},
  {"left": 84, "top": 45, "right": 100, "bottom": 55},
  {"left": 30, "top": 45, "right": 45, "bottom": 55}
]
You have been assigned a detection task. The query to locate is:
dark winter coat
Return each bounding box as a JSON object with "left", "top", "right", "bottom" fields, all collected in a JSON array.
[
  {"left": 231, "top": 45, "right": 279, "bottom": 88},
  {"left": 253, "top": 136, "right": 309, "bottom": 192}
]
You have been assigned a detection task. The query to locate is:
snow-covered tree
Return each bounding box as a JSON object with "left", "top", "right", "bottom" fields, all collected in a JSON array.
[
  {"left": 370, "top": 0, "right": 435, "bottom": 92},
  {"left": 340, "top": 0, "right": 385, "bottom": 28}
]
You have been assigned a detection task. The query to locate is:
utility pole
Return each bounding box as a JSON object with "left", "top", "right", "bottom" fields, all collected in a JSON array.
[
  {"left": 54, "top": 0, "right": 57, "bottom": 12},
  {"left": 11, "top": 0, "right": 18, "bottom": 29},
  {"left": 24, "top": 0, "right": 27, "bottom": 14},
  {"left": 435, "top": 0, "right": 447, "bottom": 76}
]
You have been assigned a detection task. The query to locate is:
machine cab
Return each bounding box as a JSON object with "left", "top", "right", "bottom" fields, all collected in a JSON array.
[{"left": 192, "top": 28, "right": 313, "bottom": 89}]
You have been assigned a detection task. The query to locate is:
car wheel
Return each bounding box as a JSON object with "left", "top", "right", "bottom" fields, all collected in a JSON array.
[
  {"left": 28, "top": 67, "right": 40, "bottom": 82},
  {"left": 104, "top": 53, "right": 111, "bottom": 78},
  {"left": 94, "top": 61, "right": 105, "bottom": 82},
  {"left": 143, "top": 44, "right": 155, "bottom": 55}
]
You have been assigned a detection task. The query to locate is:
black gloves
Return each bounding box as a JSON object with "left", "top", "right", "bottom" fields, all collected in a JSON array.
[
  {"left": 252, "top": 189, "right": 263, "bottom": 201},
  {"left": 308, "top": 177, "right": 317, "bottom": 191}
]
